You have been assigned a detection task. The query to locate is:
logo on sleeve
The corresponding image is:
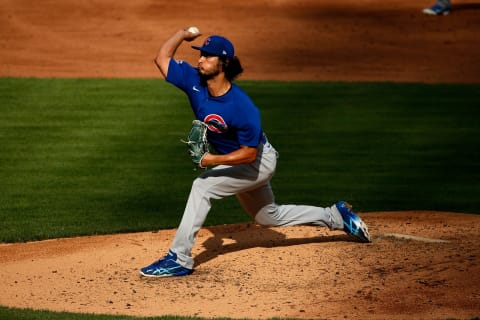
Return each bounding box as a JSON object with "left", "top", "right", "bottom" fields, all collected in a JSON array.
[{"left": 204, "top": 114, "right": 228, "bottom": 133}]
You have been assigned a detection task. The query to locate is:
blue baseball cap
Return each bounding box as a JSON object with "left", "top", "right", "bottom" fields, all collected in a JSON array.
[{"left": 192, "top": 35, "right": 234, "bottom": 59}]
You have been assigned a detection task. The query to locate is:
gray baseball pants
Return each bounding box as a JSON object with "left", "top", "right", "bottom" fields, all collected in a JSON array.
[
  {"left": 436, "top": 0, "right": 451, "bottom": 7},
  {"left": 171, "top": 141, "right": 344, "bottom": 269}
]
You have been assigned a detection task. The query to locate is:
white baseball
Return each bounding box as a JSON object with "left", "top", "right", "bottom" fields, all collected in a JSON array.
[{"left": 187, "top": 26, "right": 200, "bottom": 34}]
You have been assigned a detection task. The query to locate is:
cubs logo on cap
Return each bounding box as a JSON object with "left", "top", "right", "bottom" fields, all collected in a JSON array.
[{"left": 192, "top": 35, "right": 234, "bottom": 59}]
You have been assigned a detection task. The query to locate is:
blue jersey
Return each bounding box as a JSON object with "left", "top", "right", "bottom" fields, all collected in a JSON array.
[{"left": 166, "top": 59, "right": 265, "bottom": 155}]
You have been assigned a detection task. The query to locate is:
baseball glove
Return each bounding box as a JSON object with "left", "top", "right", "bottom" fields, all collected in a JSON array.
[{"left": 182, "top": 120, "right": 210, "bottom": 169}]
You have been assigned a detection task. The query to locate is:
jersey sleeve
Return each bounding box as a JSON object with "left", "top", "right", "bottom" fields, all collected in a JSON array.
[{"left": 165, "top": 59, "right": 197, "bottom": 92}]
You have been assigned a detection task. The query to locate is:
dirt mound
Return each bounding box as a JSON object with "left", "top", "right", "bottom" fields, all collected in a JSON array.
[
  {"left": 1, "top": 211, "right": 479, "bottom": 319},
  {"left": 1, "top": 0, "right": 479, "bottom": 82}
]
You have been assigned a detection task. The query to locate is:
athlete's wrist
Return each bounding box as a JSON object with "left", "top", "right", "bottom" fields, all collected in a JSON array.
[{"left": 199, "top": 152, "right": 211, "bottom": 168}]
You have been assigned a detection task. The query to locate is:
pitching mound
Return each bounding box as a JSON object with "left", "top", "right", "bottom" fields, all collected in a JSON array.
[{"left": 1, "top": 211, "right": 479, "bottom": 319}]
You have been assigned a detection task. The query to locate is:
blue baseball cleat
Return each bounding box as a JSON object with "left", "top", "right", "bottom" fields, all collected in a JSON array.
[
  {"left": 422, "top": 4, "right": 451, "bottom": 15},
  {"left": 336, "top": 201, "right": 371, "bottom": 243},
  {"left": 140, "top": 250, "right": 193, "bottom": 277}
]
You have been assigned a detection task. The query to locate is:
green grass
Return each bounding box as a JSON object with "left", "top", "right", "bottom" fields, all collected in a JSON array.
[
  {"left": 0, "top": 306, "right": 144, "bottom": 320},
  {"left": 1, "top": 77, "right": 479, "bottom": 320},
  {"left": 259, "top": 81, "right": 480, "bottom": 212},
  {"left": 1, "top": 78, "right": 479, "bottom": 243},
  {"left": 0, "top": 306, "right": 253, "bottom": 320},
  {"left": 0, "top": 306, "right": 477, "bottom": 320}
]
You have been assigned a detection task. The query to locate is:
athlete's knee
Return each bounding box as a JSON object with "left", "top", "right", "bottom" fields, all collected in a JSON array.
[
  {"left": 254, "top": 204, "right": 281, "bottom": 226},
  {"left": 191, "top": 176, "right": 222, "bottom": 199},
  {"left": 189, "top": 177, "right": 211, "bottom": 199},
  {"left": 191, "top": 177, "right": 205, "bottom": 190}
]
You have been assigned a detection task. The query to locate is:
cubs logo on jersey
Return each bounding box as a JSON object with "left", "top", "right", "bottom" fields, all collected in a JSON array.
[{"left": 204, "top": 114, "right": 228, "bottom": 133}]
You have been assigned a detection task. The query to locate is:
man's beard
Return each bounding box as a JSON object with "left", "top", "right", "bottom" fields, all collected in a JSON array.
[{"left": 198, "top": 67, "right": 220, "bottom": 83}]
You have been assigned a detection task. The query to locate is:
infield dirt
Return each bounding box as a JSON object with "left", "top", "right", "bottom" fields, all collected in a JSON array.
[{"left": 1, "top": 0, "right": 479, "bottom": 319}]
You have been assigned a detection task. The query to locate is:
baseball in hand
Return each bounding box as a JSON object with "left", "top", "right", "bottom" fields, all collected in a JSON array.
[{"left": 187, "top": 26, "right": 200, "bottom": 35}]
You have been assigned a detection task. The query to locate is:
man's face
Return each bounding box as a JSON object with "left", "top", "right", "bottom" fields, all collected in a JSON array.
[{"left": 198, "top": 51, "right": 222, "bottom": 78}]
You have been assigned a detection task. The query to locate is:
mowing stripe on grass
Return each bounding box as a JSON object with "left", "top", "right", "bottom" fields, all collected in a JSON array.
[{"left": 1, "top": 78, "right": 479, "bottom": 242}]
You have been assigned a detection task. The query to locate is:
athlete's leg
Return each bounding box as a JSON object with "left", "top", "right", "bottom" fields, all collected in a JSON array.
[
  {"left": 437, "top": 0, "right": 450, "bottom": 7},
  {"left": 237, "top": 182, "right": 343, "bottom": 230},
  {"left": 171, "top": 145, "right": 275, "bottom": 269}
]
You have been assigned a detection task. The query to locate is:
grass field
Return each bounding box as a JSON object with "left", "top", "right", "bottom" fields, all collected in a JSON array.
[
  {"left": 1, "top": 78, "right": 479, "bottom": 244},
  {"left": 0, "top": 306, "right": 184, "bottom": 320},
  {"left": 0, "top": 306, "right": 260, "bottom": 320},
  {"left": 1, "top": 78, "right": 479, "bottom": 319}
]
